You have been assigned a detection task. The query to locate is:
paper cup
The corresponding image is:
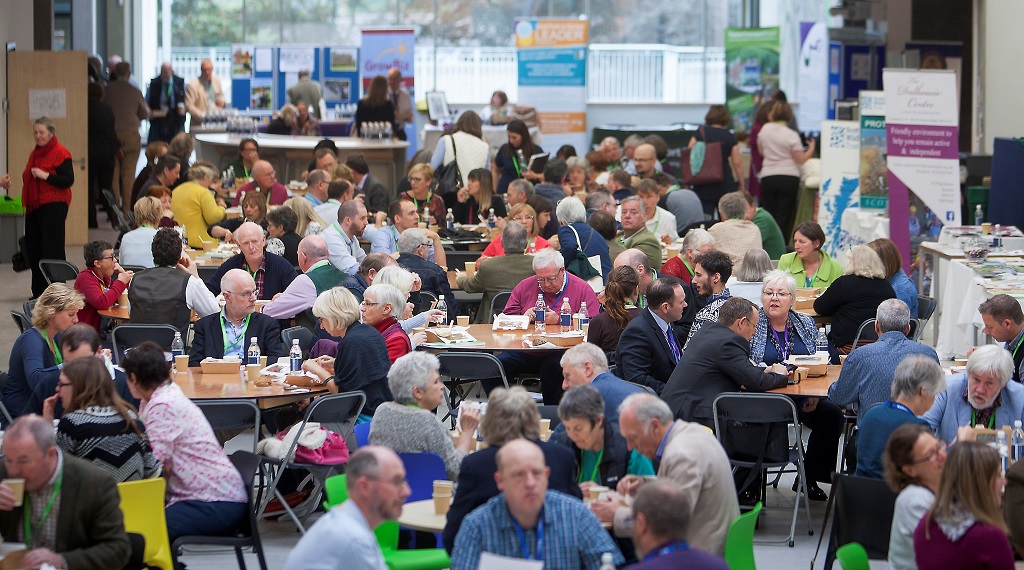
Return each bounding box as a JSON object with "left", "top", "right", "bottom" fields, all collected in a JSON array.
[
  {"left": 666, "top": 247, "right": 681, "bottom": 259},
  {"left": 433, "top": 480, "right": 454, "bottom": 495},
  {"left": 433, "top": 492, "right": 451, "bottom": 515},
  {"left": 982, "top": 222, "right": 992, "bottom": 234},
  {"left": 260, "top": 356, "right": 268, "bottom": 368},
  {"left": 456, "top": 315, "right": 470, "bottom": 327},
  {"left": 418, "top": 221, "right": 427, "bottom": 229},
  {"left": 464, "top": 261, "right": 477, "bottom": 277},
  {"left": 174, "top": 355, "right": 189, "bottom": 374},
  {"left": 589, "top": 485, "right": 609, "bottom": 501},
  {"left": 4, "top": 479, "right": 24, "bottom": 507},
  {"left": 245, "top": 363, "right": 261, "bottom": 383},
  {"left": 539, "top": 419, "right": 551, "bottom": 433},
  {"left": 202, "top": 239, "right": 216, "bottom": 252},
  {"left": 117, "top": 292, "right": 129, "bottom": 307}
]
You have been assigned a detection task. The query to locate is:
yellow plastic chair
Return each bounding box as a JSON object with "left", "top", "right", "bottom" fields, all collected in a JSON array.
[{"left": 118, "top": 478, "right": 175, "bottom": 570}]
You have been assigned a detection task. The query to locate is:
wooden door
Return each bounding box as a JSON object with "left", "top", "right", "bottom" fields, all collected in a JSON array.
[{"left": 7, "top": 51, "right": 89, "bottom": 245}]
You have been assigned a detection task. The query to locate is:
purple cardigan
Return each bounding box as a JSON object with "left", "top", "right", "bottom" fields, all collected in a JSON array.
[
  {"left": 503, "top": 273, "right": 600, "bottom": 318},
  {"left": 913, "top": 517, "right": 1014, "bottom": 570}
]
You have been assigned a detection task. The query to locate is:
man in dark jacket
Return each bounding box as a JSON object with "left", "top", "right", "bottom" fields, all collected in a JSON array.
[
  {"left": 190, "top": 268, "right": 286, "bottom": 366},
  {"left": 616, "top": 277, "right": 689, "bottom": 394},
  {"left": 206, "top": 222, "right": 297, "bottom": 300},
  {"left": 145, "top": 62, "right": 186, "bottom": 143}
]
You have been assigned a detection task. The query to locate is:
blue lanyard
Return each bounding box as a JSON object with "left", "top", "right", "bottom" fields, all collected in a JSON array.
[
  {"left": 642, "top": 540, "right": 689, "bottom": 563},
  {"left": 770, "top": 325, "right": 790, "bottom": 361},
  {"left": 886, "top": 401, "right": 914, "bottom": 415},
  {"left": 511, "top": 515, "right": 544, "bottom": 561}
]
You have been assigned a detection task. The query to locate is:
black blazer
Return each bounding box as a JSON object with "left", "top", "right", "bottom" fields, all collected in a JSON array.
[
  {"left": 661, "top": 322, "right": 789, "bottom": 426},
  {"left": 189, "top": 311, "right": 285, "bottom": 367},
  {"left": 616, "top": 308, "right": 686, "bottom": 394},
  {"left": 360, "top": 175, "right": 391, "bottom": 215},
  {"left": 206, "top": 251, "right": 298, "bottom": 300},
  {"left": 442, "top": 439, "right": 582, "bottom": 553},
  {"left": 146, "top": 75, "right": 186, "bottom": 116}
]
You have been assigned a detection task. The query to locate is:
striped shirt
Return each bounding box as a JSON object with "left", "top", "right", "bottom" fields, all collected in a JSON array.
[{"left": 56, "top": 406, "right": 161, "bottom": 483}]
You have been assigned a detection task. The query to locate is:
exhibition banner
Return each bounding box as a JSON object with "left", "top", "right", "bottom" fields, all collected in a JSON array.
[
  {"left": 724, "top": 27, "right": 780, "bottom": 131},
  {"left": 359, "top": 28, "right": 415, "bottom": 91},
  {"left": 819, "top": 120, "right": 862, "bottom": 262},
  {"left": 884, "top": 68, "right": 960, "bottom": 271},
  {"left": 515, "top": 19, "right": 588, "bottom": 152},
  {"left": 859, "top": 90, "right": 887, "bottom": 209},
  {"left": 797, "top": 22, "right": 829, "bottom": 133}
]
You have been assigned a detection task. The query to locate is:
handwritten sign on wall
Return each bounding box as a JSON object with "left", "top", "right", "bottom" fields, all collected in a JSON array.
[{"left": 29, "top": 89, "right": 66, "bottom": 119}]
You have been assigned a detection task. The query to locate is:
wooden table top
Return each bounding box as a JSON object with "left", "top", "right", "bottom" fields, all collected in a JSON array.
[
  {"left": 416, "top": 323, "right": 573, "bottom": 353},
  {"left": 769, "top": 364, "right": 841, "bottom": 397},
  {"left": 397, "top": 499, "right": 447, "bottom": 533},
  {"left": 99, "top": 305, "right": 204, "bottom": 322},
  {"left": 175, "top": 367, "right": 328, "bottom": 409}
]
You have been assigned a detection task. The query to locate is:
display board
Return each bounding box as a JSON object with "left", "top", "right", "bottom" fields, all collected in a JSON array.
[
  {"left": 230, "top": 45, "right": 360, "bottom": 115},
  {"left": 819, "top": 120, "right": 862, "bottom": 261},
  {"left": 724, "top": 27, "right": 780, "bottom": 131}
]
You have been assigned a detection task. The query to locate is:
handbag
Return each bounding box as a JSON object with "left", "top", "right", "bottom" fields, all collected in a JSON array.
[
  {"left": 434, "top": 134, "right": 464, "bottom": 195},
  {"left": 566, "top": 224, "right": 603, "bottom": 291},
  {"left": 681, "top": 126, "right": 725, "bottom": 186}
]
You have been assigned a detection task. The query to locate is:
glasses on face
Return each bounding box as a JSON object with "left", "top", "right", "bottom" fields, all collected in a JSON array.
[
  {"left": 239, "top": 239, "right": 263, "bottom": 248},
  {"left": 513, "top": 216, "right": 535, "bottom": 224},
  {"left": 227, "top": 289, "right": 258, "bottom": 299},
  {"left": 100, "top": 254, "right": 118, "bottom": 261},
  {"left": 419, "top": 242, "right": 431, "bottom": 248},
  {"left": 762, "top": 291, "right": 792, "bottom": 298},
  {"left": 56, "top": 381, "right": 72, "bottom": 389},
  {"left": 911, "top": 442, "right": 945, "bottom": 465},
  {"left": 536, "top": 269, "right": 564, "bottom": 284},
  {"left": 368, "top": 476, "right": 407, "bottom": 488},
  {"left": 409, "top": 177, "right": 425, "bottom": 183},
  {"left": 360, "top": 301, "right": 380, "bottom": 307}
]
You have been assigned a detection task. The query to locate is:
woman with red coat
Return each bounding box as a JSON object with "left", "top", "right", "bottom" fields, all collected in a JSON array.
[
  {"left": 360, "top": 283, "right": 412, "bottom": 364},
  {"left": 24, "top": 118, "right": 75, "bottom": 298},
  {"left": 73, "top": 240, "right": 134, "bottom": 331}
]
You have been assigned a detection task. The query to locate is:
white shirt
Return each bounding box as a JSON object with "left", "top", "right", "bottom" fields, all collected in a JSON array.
[
  {"left": 119, "top": 227, "right": 159, "bottom": 268},
  {"left": 283, "top": 500, "right": 386, "bottom": 570},
  {"left": 323, "top": 223, "right": 365, "bottom": 275},
  {"left": 315, "top": 200, "right": 341, "bottom": 226},
  {"left": 889, "top": 484, "right": 933, "bottom": 570},
  {"left": 645, "top": 207, "right": 678, "bottom": 241},
  {"left": 187, "top": 275, "right": 221, "bottom": 317}
]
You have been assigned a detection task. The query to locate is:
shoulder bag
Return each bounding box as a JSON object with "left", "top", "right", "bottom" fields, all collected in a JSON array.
[
  {"left": 434, "top": 134, "right": 464, "bottom": 195},
  {"left": 681, "top": 126, "right": 725, "bottom": 186}
]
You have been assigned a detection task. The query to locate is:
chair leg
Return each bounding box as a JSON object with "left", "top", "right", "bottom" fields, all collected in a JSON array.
[{"left": 235, "top": 546, "right": 247, "bottom": 570}]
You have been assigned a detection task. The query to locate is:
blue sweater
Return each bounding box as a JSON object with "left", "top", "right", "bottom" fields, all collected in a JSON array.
[
  {"left": 334, "top": 322, "right": 393, "bottom": 415},
  {"left": 855, "top": 402, "right": 928, "bottom": 479},
  {"left": 4, "top": 328, "right": 57, "bottom": 426},
  {"left": 890, "top": 270, "right": 919, "bottom": 318}
]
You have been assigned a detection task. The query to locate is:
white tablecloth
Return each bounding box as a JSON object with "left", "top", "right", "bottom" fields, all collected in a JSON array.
[{"left": 935, "top": 258, "right": 1024, "bottom": 358}]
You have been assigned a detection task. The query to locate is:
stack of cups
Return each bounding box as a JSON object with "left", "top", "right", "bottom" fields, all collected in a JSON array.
[{"left": 433, "top": 480, "right": 453, "bottom": 515}]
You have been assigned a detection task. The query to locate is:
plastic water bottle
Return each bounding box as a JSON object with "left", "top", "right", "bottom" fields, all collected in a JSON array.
[
  {"left": 487, "top": 208, "right": 497, "bottom": 229},
  {"left": 247, "top": 337, "right": 260, "bottom": 366},
  {"left": 975, "top": 204, "right": 984, "bottom": 226},
  {"left": 577, "top": 301, "right": 589, "bottom": 331},
  {"left": 289, "top": 339, "right": 302, "bottom": 373},
  {"left": 446, "top": 208, "right": 455, "bottom": 230},
  {"left": 170, "top": 332, "right": 184, "bottom": 357},
  {"left": 997, "top": 431, "right": 1010, "bottom": 474},
  {"left": 816, "top": 327, "right": 829, "bottom": 358},
  {"left": 1013, "top": 420, "right": 1024, "bottom": 463},
  {"left": 422, "top": 206, "right": 431, "bottom": 226},
  {"left": 599, "top": 553, "right": 615, "bottom": 570},
  {"left": 534, "top": 294, "right": 546, "bottom": 332},
  {"left": 436, "top": 295, "right": 448, "bottom": 325},
  {"left": 560, "top": 298, "right": 572, "bottom": 333}
]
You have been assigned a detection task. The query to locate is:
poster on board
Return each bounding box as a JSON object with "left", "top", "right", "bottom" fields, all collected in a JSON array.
[
  {"left": 797, "top": 22, "right": 828, "bottom": 133},
  {"left": 819, "top": 120, "right": 862, "bottom": 262},
  {"left": 232, "top": 46, "right": 254, "bottom": 78},
  {"left": 859, "top": 90, "right": 887, "bottom": 209},
  {"left": 724, "top": 27, "right": 780, "bottom": 131}
]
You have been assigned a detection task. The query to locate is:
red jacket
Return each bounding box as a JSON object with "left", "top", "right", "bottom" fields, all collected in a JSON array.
[
  {"left": 22, "top": 136, "right": 73, "bottom": 212},
  {"left": 372, "top": 317, "right": 411, "bottom": 364},
  {"left": 74, "top": 269, "right": 127, "bottom": 332}
]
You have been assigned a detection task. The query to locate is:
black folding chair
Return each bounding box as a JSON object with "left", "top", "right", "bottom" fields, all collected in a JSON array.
[
  {"left": 257, "top": 391, "right": 366, "bottom": 533},
  {"left": 444, "top": 250, "right": 482, "bottom": 269},
  {"left": 38, "top": 259, "right": 79, "bottom": 286},
  {"left": 488, "top": 290, "right": 513, "bottom": 323},
  {"left": 437, "top": 352, "right": 509, "bottom": 428},
  {"left": 850, "top": 319, "right": 879, "bottom": 351},
  {"left": 917, "top": 295, "right": 937, "bottom": 324},
  {"left": 713, "top": 392, "right": 814, "bottom": 547},
  {"left": 172, "top": 451, "right": 269, "bottom": 570},
  {"left": 197, "top": 265, "right": 219, "bottom": 285},
  {"left": 102, "top": 189, "right": 133, "bottom": 233},
  {"left": 415, "top": 290, "right": 438, "bottom": 315},
  {"left": 196, "top": 400, "right": 262, "bottom": 453},
  {"left": 111, "top": 324, "right": 180, "bottom": 365},
  {"left": 23, "top": 300, "right": 36, "bottom": 322},
  {"left": 10, "top": 311, "right": 30, "bottom": 334},
  {"left": 0, "top": 372, "right": 14, "bottom": 426},
  {"left": 281, "top": 326, "right": 315, "bottom": 359},
  {"left": 812, "top": 474, "right": 898, "bottom": 570}
]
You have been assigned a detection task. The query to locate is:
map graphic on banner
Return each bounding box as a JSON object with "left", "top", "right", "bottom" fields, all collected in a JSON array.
[
  {"left": 724, "top": 27, "right": 780, "bottom": 131},
  {"left": 819, "top": 120, "right": 861, "bottom": 263},
  {"left": 514, "top": 19, "right": 588, "bottom": 153},
  {"left": 884, "top": 68, "right": 960, "bottom": 272}
]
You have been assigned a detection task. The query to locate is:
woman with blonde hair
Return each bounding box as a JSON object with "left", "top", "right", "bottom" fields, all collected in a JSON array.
[
  {"left": 868, "top": 237, "right": 919, "bottom": 317},
  {"left": 478, "top": 203, "right": 551, "bottom": 263},
  {"left": 171, "top": 161, "right": 226, "bottom": 247},
  {"left": 283, "top": 196, "right": 328, "bottom": 236},
  {"left": 913, "top": 442, "right": 1013, "bottom": 569},
  {"left": 119, "top": 196, "right": 163, "bottom": 267},
  {"left": 5, "top": 283, "right": 85, "bottom": 421},
  {"left": 813, "top": 244, "right": 897, "bottom": 355},
  {"left": 210, "top": 191, "right": 268, "bottom": 241},
  {"left": 267, "top": 103, "right": 298, "bottom": 135}
]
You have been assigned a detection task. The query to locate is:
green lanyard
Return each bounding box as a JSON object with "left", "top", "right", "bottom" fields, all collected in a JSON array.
[
  {"left": 24, "top": 470, "right": 62, "bottom": 548},
  {"left": 579, "top": 448, "right": 604, "bottom": 484},
  {"left": 220, "top": 313, "right": 251, "bottom": 354},
  {"left": 971, "top": 408, "right": 997, "bottom": 429},
  {"left": 40, "top": 329, "right": 62, "bottom": 365},
  {"left": 512, "top": 152, "right": 523, "bottom": 178}
]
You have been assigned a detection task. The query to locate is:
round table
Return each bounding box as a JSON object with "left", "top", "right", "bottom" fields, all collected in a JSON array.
[
  {"left": 176, "top": 367, "right": 329, "bottom": 409},
  {"left": 397, "top": 499, "right": 447, "bottom": 533}
]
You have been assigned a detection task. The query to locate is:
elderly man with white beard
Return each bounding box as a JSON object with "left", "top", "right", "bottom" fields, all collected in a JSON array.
[{"left": 922, "top": 344, "right": 1024, "bottom": 443}]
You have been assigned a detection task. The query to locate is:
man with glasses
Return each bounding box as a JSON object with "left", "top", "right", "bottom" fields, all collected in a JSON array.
[
  {"left": 234, "top": 160, "right": 288, "bottom": 207},
  {"left": 206, "top": 221, "right": 297, "bottom": 300},
  {"left": 371, "top": 199, "right": 447, "bottom": 267},
  {"left": 190, "top": 268, "right": 285, "bottom": 366},
  {"left": 395, "top": 228, "right": 457, "bottom": 315},
  {"left": 324, "top": 200, "right": 370, "bottom": 276},
  {"left": 457, "top": 222, "right": 536, "bottom": 323},
  {"left": 632, "top": 143, "right": 660, "bottom": 180},
  {"left": 284, "top": 446, "right": 410, "bottom": 570},
  {"left": 303, "top": 169, "right": 330, "bottom": 207}
]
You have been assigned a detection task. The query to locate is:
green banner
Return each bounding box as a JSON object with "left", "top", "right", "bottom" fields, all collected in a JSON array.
[{"left": 725, "top": 27, "right": 780, "bottom": 131}]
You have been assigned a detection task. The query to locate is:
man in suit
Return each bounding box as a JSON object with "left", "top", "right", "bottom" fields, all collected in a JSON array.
[
  {"left": 396, "top": 228, "right": 458, "bottom": 315},
  {"left": 590, "top": 394, "right": 738, "bottom": 556},
  {"left": 0, "top": 415, "right": 132, "bottom": 569},
  {"left": 190, "top": 268, "right": 286, "bottom": 366},
  {"left": 287, "top": 69, "right": 323, "bottom": 118},
  {"left": 184, "top": 58, "right": 225, "bottom": 128},
  {"left": 442, "top": 387, "right": 582, "bottom": 553},
  {"left": 456, "top": 222, "right": 535, "bottom": 323},
  {"left": 345, "top": 154, "right": 391, "bottom": 215},
  {"left": 661, "top": 297, "right": 789, "bottom": 427},
  {"left": 616, "top": 277, "right": 688, "bottom": 394},
  {"left": 618, "top": 196, "right": 663, "bottom": 271},
  {"left": 146, "top": 62, "right": 186, "bottom": 144},
  {"left": 207, "top": 222, "right": 298, "bottom": 300}
]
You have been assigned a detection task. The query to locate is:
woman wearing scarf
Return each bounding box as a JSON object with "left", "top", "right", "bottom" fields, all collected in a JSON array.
[{"left": 24, "top": 118, "right": 75, "bottom": 298}]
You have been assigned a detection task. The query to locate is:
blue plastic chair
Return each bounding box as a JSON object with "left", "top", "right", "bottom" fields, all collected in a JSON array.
[
  {"left": 355, "top": 422, "right": 371, "bottom": 448},
  {"left": 397, "top": 452, "right": 448, "bottom": 548}
]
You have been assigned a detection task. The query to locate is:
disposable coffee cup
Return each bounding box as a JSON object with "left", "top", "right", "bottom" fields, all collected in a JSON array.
[
  {"left": 539, "top": 419, "right": 551, "bottom": 433},
  {"left": 433, "top": 492, "right": 451, "bottom": 515},
  {"left": 982, "top": 222, "right": 992, "bottom": 234},
  {"left": 4, "top": 479, "right": 24, "bottom": 507},
  {"left": 433, "top": 480, "right": 454, "bottom": 495},
  {"left": 174, "top": 355, "right": 189, "bottom": 374},
  {"left": 464, "top": 261, "right": 477, "bottom": 277},
  {"left": 456, "top": 315, "right": 470, "bottom": 327},
  {"left": 667, "top": 246, "right": 681, "bottom": 259},
  {"left": 118, "top": 292, "right": 129, "bottom": 307},
  {"left": 260, "top": 356, "right": 268, "bottom": 368},
  {"left": 589, "top": 485, "right": 609, "bottom": 501},
  {"left": 418, "top": 221, "right": 427, "bottom": 229},
  {"left": 245, "top": 363, "right": 261, "bottom": 383}
]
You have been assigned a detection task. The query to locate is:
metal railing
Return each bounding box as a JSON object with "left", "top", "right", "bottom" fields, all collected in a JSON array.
[{"left": 171, "top": 44, "right": 725, "bottom": 106}]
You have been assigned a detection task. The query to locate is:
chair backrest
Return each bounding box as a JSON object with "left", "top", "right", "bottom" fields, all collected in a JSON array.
[
  {"left": 713, "top": 393, "right": 798, "bottom": 468},
  {"left": 118, "top": 478, "right": 175, "bottom": 570},
  {"left": 489, "top": 290, "right": 513, "bottom": 323},
  {"left": 444, "top": 250, "right": 482, "bottom": 268},
  {"left": 624, "top": 380, "right": 658, "bottom": 395},
  {"left": 120, "top": 265, "right": 147, "bottom": 273},
  {"left": 323, "top": 473, "right": 348, "bottom": 508},
  {"left": 537, "top": 404, "right": 562, "bottom": 431},
  {"left": 196, "top": 265, "right": 219, "bottom": 284},
  {"left": 397, "top": 451, "right": 448, "bottom": 502},
  {"left": 437, "top": 352, "right": 508, "bottom": 384},
  {"left": 836, "top": 542, "right": 871, "bottom": 570},
  {"left": 907, "top": 318, "right": 923, "bottom": 342},
  {"left": 38, "top": 259, "right": 79, "bottom": 285},
  {"left": 917, "top": 295, "right": 937, "bottom": 321},
  {"left": 414, "top": 290, "right": 438, "bottom": 315},
  {"left": 111, "top": 324, "right": 181, "bottom": 365},
  {"left": 22, "top": 300, "right": 36, "bottom": 322},
  {"left": 228, "top": 450, "right": 264, "bottom": 540},
  {"left": 10, "top": 311, "right": 30, "bottom": 334},
  {"left": 851, "top": 318, "right": 879, "bottom": 350},
  {"left": 282, "top": 326, "right": 316, "bottom": 359},
  {"left": 354, "top": 422, "right": 371, "bottom": 448},
  {"left": 824, "top": 474, "right": 899, "bottom": 569},
  {"left": 196, "top": 400, "right": 261, "bottom": 453},
  {"left": 102, "top": 189, "right": 133, "bottom": 233},
  {"left": 724, "top": 501, "right": 762, "bottom": 570}
]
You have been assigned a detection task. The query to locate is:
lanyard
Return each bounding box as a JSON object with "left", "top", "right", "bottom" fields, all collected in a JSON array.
[
  {"left": 511, "top": 515, "right": 544, "bottom": 561},
  {"left": 579, "top": 448, "right": 604, "bottom": 483},
  {"left": 24, "top": 470, "right": 62, "bottom": 548},
  {"left": 1011, "top": 334, "right": 1024, "bottom": 362},
  {"left": 411, "top": 191, "right": 433, "bottom": 212},
  {"left": 512, "top": 152, "right": 523, "bottom": 178},
  {"left": 887, "top": 401, "right": 915, "bottom": 415},
  {"left": 335, "top": 224, "right": 358, "bottom": 256},
  {"left": 770, "top": 325, "right": 790, "bottom": 361},
  {"left": 642, "top": 540, "right": 689, "bottom": 563},
  {"left": 681, "top": 258, "right": 695, "bottom": 277},
  {"left": 220, "top": 313, "right": 251, "bottom": 353},
  {"left": 971, "top": 407, "right": 997, "bottom": 429},
  {"left": 540, "top": 273, "right": 568, "bottom": 311},
  {"left": 90, "top": 269, "right": 109, "bottom": 294},
  {"left": 40, "top": 329, "right": 62, "bottom": 366}
]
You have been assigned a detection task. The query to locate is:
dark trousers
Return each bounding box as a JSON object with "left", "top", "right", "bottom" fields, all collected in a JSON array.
[
  {"left": 488, "top": 351, "right": 565, "bottom": 404},
  {"left": 89, "top": 154, "right": 115, "bottom": 228},
  {"left": 165, "top": 500, "right": 248, "bottom": 543},
  {"left": 26, "top": 202, "right": 68, "bottom": 298},
  {"left": 760, "top": 174, "right": 800, "bottom": 239},
  {"left": 797, "top": 397, "right": 846, "bottom": 484}
]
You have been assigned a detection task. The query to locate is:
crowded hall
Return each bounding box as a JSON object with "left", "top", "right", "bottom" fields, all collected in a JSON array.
[{"left": 0, "top": 1, "right": 1022, "bottom": 568}]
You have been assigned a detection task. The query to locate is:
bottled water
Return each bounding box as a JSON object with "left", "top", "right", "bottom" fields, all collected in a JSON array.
[
  {"left": 170, "top": 332, "right": 184, "bottom": 357},
  {"left": 577, "top": 301, "right": 589, "bottom": 331},
  {"left": 534, "top": 294, "right": 546, "bottom": 332},
  {"left": 560, "top": 298, "right": 572, "bottom": 333},
  {"left": 436, "top": 295, "right": 448, "bottom": 325},
  {"left": 976, "top": 204, "right": 984, "bottom": 226},
  {"left": 289, "top": 339, "right": 303, "bottom": 373},
  {"left": 487, "top": 208, "right": 496, "bottom": 229},
  {"left": 599, "top": 553, "right": 615, "bottom": 570},
  {"left": 816, "top": 327, "right": 829, "bottom": 357},
  {"left": 1013, "top": 420, "right": 1024, "bottom": 463},
  {"left": 446, "top": 208, "right": 455, "bottom": 230},
  {"left": 247, "top": 337, "right": 261, "bottom": 366},
  {"left": 997, "top": 430, "right": 1010, "bottom": 474}
]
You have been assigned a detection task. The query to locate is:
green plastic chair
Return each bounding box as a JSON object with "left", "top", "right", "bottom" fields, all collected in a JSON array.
[
  {"left": 724, "top": 501, "right": 762, "bottom": 570},
  {"left": 836, "top": 542, "right": 871, "bottom": 570},
  {"left": 324, "top": 474, "right": 348, "bottom": 510}
]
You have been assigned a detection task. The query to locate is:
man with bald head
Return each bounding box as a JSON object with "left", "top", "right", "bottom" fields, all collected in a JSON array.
[
  {"left": 145, "top": 62, "right": 185, "bottom": 143},
  {"left": 190, "top": 268, "right": 285, "bottom": 366},
  {"left": 234, "top": 160, "right": 289, "bottom": 206},
  {"left": 284, "top": 446, "right": 410, "bottom": 570},
  {"left": 452, "top": 439, "right": 623, "bottom": 570},
  {"left": 304, "top": 169, "right": 331, "bottom": 209},
  {"left": 614, "top": 248, "right": 657, "bottom": 306},
  {"left": 633, "top": 143, "right": 659, "bottom": 180},
  {"left": 263, "top": 235, "right": 348, "bottom": 324},
  {"left": 206, "top": 221, "right": 297, "bottom": 300}
]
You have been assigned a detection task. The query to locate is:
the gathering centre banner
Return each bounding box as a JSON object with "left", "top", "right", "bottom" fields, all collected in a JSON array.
[
  {"left": 724, "top": 27, "right": 780, "bottom": 131},
  {"left": 884, "top": 68, "right": 960, "bottom": 271},
  {"left": 514, "top": 19, "right": 588, "bottom": 153}
]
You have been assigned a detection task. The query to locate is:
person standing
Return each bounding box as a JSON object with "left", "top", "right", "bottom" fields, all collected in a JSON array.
[
  {"left": 87, "top": 83, "right": 120, "bottom": 229},
  {"left": 688, "top": 105, "right": 743, "bottom": 217},
  {"left": 386, "top": 68, "right": 413, "bottom": 141},
  {"left": 757, "top": 100, "right": 815, "bottom": 238},
  {"left": 145, "top": 62, "right": 186, "bottom": 144},
  {"left": 287, "top": 69, "right": 323, "bottom": 118},
  {"left": 184, "top": 58, "right": 225, "bottom": 129},
  {"left": 103, "top": 60, "right": 150, "bottom": 215},
  {"left": 23, "top": 118, "right": 74, "bottom": 299}
]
